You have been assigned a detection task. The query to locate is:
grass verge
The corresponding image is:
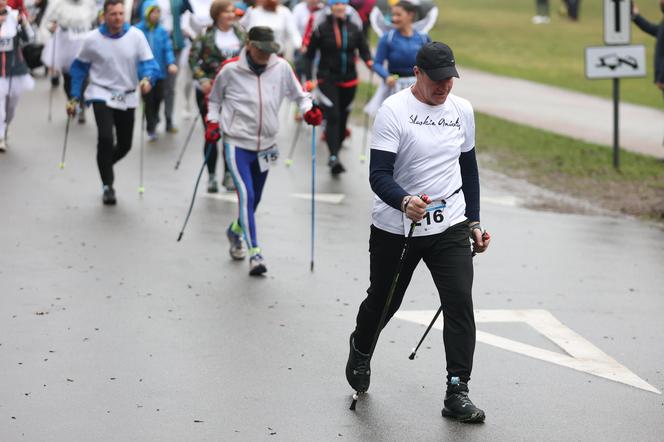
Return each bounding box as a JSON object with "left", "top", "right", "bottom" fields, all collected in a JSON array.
[{"left": 475, "top": 112, "right": 664, "bottom": 221}]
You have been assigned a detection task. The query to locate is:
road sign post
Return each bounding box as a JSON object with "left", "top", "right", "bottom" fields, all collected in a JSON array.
[
  {"left": 585, "top": 45, "right": 646, "bottom": 170},
  {"left": 584, "top": 4, "right": 645, "bottom": 170}
]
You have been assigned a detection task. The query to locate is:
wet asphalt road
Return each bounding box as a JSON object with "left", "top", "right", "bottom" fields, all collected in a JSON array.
[{"left": 1, "top": 78, "right": 663, "bottom": 441}]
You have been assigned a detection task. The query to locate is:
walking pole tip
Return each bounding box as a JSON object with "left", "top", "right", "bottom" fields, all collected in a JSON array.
[
  {"left": 177, "top": 231, "right": 183, "bottom": 242},
  {"left": 349, "top": 393, "right": 359, "bottom": 410},
  {"left": 408, "top": 349, "right": 416, "bottom": 360},
  {"left": 138, "top": 186, "right": 145, "bottom": 195},
  {"left": 58, "top": 162, "right": 65, "bottom": 169},
  {"left": 284, "top": 158, "right": 294, "bottom": 167}
]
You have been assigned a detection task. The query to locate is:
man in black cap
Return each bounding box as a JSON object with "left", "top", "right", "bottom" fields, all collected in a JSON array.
[
  {"left": 206, "top": 26, "right": 323, "bottom": 276},
  {"left": 345, "top": 41, "right": 490, "bottom": 423}
]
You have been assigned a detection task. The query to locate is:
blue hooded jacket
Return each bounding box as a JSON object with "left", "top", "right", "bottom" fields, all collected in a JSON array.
[{"left": 135, "top": 0, "right": 176, "bottom": 80}]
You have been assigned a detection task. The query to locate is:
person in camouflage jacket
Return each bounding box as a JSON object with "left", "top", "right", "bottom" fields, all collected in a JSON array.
[{"left": 188, "top": 0, "right": 246, "bottom": 192}]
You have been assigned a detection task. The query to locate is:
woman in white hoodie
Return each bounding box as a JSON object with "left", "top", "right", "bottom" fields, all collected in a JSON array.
[{"left": 205, "top": 26, "right": 321, "bottom": 276}]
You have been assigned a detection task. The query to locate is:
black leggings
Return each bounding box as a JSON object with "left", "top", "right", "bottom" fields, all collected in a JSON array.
[
  {"left": 196, "top": 89, "right": 222, "bottom": 176},
  {"left": 92, "top": 102, "right": 135, "bottom": 186},
  {"left": 143, "top": 79, "right": 165, "bottom": 133},
  {"left": 353, "top": 222, "right": 476, "bottom": 383},
  {"left": 318, "top": 82, "right": 356, "bottom": 157}
]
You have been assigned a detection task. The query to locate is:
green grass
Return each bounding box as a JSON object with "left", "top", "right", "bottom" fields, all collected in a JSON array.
[
  {"left": 475, "top": 111, "right": 664, "bottom": 219},
  {"left": 431, "top": 0, "right": 663, "bottom": 109}
]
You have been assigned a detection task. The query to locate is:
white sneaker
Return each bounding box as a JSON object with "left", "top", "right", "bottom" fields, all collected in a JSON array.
[
  {"left": 249, "top": 253, "right": 267, "bottom": 276},
  {"left": 0, "top": 138, "right": 6, "bottom": 153},
  {"left": 531, "top": 15, "right": 551, "bottom": 24},
  {"left": 226, "top": 225, "right": 246, "bottom": 260}
]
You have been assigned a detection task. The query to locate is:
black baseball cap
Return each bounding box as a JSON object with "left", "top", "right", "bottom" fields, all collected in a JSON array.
[
  {"left": 416, "top": 42, "right": 459, "bottom": 81},
  {"left": 248, "top": 26, "right": 280, "bottom": 54}
]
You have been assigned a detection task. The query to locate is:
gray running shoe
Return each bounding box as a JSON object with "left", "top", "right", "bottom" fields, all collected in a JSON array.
[
  {"left": 226, "top": 225, "right": 246, "bottom": 260},
  {"left": 207, "top": 175, "right": 219, "bottom": 193},
  {"left": 249, "top": 253, "right": 267, "bottom": 276}
]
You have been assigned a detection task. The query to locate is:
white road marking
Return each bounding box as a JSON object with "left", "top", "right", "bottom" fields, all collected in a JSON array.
[
  {"left": 395, "top": 309, "right": 661, "bottom": 394},
  {"left": 291, "top": 193, "right": 346, "bottom": 204},
  {"left": 201, "top": 193, "right": 237, "bottom": 203}
]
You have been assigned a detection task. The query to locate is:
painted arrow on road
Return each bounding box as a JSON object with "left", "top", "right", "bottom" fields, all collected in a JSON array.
[{"left": 395, "top": 309, "right": 661, "bottom": 394}]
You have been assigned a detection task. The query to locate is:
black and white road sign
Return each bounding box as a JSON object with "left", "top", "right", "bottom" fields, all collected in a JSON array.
[
  {"left": 585, "top": 45, "right": 646, "bottom": 79},
  {"left": 604, "top": 0, "right": 631, "bottom": 45}
]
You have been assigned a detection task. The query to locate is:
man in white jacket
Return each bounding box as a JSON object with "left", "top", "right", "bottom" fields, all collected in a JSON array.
[{"left": 206, "top": 26, "right": 322, "bottom": 276}]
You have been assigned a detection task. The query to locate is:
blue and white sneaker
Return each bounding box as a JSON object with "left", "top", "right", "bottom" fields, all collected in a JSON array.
[
  {"left": 226, "top": 225, "right": 246, "bottom": 260},
  {"left": 249, "top": 253, "right": 267, "bottom": 276}
]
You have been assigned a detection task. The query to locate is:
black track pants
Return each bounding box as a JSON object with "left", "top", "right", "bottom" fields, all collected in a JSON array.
[
  {"left": 143, "top": 79, "right": 165, "bottom": 133},
  {"left": 353, "top": 222, "right": 476, "bottom": 383},
  {"left": 196, "top": 89, "right": 220, "bottom": 176},
  {"left": 92, "top": 102, "right": 135, "bottom": 187},
  {"left": 318, "top": 82, "right": 356, "bottom": 157}
]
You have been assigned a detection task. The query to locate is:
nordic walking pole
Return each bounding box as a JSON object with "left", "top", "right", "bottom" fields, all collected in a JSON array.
[
  {"left": 284, "top": 119, "right": 303, "bottom": 167},
  {"left": 177, "top": 142, "right": 214, "bottom": 242},
  {"left": 359, "top": 72, "right": 374, "bottom": 163},
  {"left": 58, "top": 115, "right": 71, "bottom": 169},
  {"left": 408, "top": 306, "right": 442, "bottom": 360},
  {"left": 407, "top": 230, "right": 489, "bottom": 360},
  {"left": 174, "top": 114, "right": 199, "bottom": 170},
  {"left": 48, "top": 30, "right": 57, "bottom": 123},
  {"left": 310, "top": 125, "right": 316, "bottom": 272},
  {"left": 138, "top": 101, "right": 145, "bottom": 195},
  {"left": 350, "top": 197, "right": 428, "bottom": 411}
]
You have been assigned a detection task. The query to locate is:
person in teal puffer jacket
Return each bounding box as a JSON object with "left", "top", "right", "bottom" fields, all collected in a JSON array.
[{"left": 135, "top": 0, "right": 177, "bottom": 140}]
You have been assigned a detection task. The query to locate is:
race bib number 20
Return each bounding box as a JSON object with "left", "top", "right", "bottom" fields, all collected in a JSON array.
[{"left": 403, "top": 200, "right": 450, "bottom": 237}]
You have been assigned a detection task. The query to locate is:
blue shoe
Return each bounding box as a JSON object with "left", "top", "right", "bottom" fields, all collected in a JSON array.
[
  {"left": 226, "top": 225, "right": 246, "bottom": 260},
  {"left": 249, "top": 253, "right": 267, "bottom": 276}
]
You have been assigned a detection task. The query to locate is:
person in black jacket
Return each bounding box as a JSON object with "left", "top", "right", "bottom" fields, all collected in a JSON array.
[
  {"left": 305, "top": 0, "right": 372, "bottom": 175},
  {"left": 632, "top": 1, "right": 664, "bottom": 93}
]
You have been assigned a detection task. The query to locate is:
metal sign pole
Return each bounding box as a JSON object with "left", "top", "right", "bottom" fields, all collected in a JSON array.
[{"left": 612, "top": 78, "right": 620, "bottom": 170}]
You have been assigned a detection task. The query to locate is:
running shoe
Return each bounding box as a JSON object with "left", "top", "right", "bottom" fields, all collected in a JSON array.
[
  {"left": 249, "top": 253, "right": 267, "bottom": 276},
  {"left": 148, "top": 132, "right": 158, "bottom": 142},
  {"left": 442, "top": 378, "right": 486, "bottom": 423},
  {"left": 166, "top": 119, "right": 178, "bottom": 134},
  {"left": 207, "top": 175, "right": 219, "bottom": 193},
  {"left": 346, "top": 332, "right": 371, "bottom": 393},
  {"left": 102, "top": 185, "right": 116, "bottom": 205},
  {"left": 226, "top": 225, "right": 246, "bottom": 260},
  {"left": 328, "top": 155, "right": 346, "bottom": 175},
  {"left": 222, "top": 171, "right": 236, "bottom": 191}
]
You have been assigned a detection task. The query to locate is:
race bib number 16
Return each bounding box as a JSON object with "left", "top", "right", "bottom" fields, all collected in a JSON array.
[{"left": 403, "top": 200, "right": 450, "bottom": 237}]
